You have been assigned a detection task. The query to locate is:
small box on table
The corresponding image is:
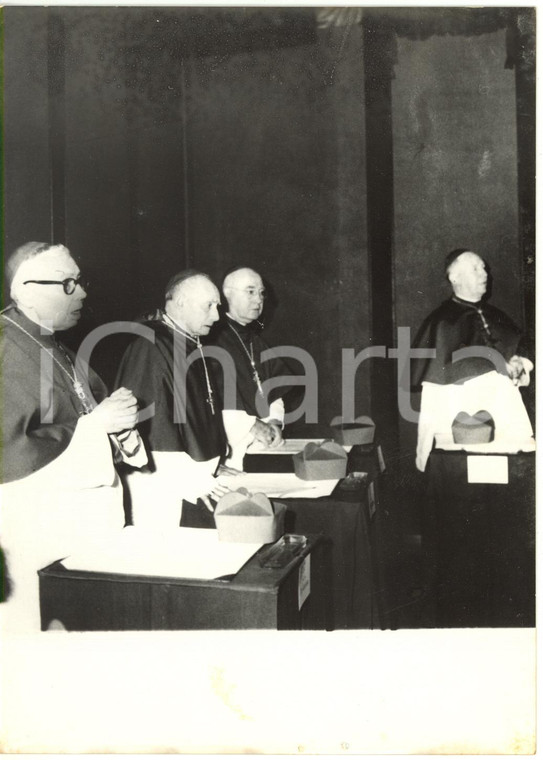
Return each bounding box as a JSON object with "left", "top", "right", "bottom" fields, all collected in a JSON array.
[
  {"left": 292, "top": 441, "right": 348, "bottom": 481},
  {"left": 214, "top": 490, "right": 286, "bottom": 543}
]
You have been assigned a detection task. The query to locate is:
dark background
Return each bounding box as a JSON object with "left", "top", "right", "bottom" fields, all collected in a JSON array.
[{"left": 2, "top": 6, "right": 535, "bottom": 486}]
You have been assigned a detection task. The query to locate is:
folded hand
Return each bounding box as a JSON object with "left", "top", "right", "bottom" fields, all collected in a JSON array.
[{"left": 91, "top": 387, "right": 139, "bottom": 434}]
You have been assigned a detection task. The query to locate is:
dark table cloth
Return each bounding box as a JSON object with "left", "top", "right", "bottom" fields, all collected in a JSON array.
[
  {"left": 244, "top": 443, "right": 386, "bottom": 629},
  {"left": 424, "top": 449, "right": 535, "bottom": 627}
]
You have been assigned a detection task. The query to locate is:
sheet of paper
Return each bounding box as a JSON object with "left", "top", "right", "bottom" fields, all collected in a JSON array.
[
  {"left": 246, "top": 438, "right": 352, "bottom": 455},
  {"left": 223, "top": 471, "right": 340, "bottom": 499},
  {"left": 61, "top": 526, "right": 262, "bottom": 580},
  {"left": 435, "top": 438, "right": 535, "bottom": 455},
  {"left": 467, "top": 455, "right": 509, "bottom": 484}
]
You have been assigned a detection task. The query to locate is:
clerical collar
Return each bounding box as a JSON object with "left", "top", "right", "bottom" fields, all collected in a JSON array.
[
  {"left": 452, "top": 295, "right": 484, "bottom": 308},
  {"left": 226, "top": 314, "right": 263, "bottom": 335},
  {"left": 1, "top": 305, "right": 55, "bottom": 340},
  {"left": 2, "top": 305, "right": 95, "bottom": 412},
  {"left": 162, "top": 312, "right": 200, "bottom": 345}
]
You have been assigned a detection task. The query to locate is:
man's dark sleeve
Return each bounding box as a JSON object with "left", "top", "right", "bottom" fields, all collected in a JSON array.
[
  {"left": 115, "top": 334, "right": 184, "bottom": 453},
  {"left": 1, "top": 337, "right": 76, "bottom": 482}
]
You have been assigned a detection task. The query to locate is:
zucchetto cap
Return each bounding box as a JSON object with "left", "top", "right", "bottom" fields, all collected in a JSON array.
[
  {"left": 444, "top": 248, "right": 471, "bottom": 274},
  {"left": 164, "top": 269, "right": 212, "bottom": 300}
]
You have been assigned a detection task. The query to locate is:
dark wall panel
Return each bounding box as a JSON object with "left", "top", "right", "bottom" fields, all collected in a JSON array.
[
  {"left": 393, "top": 30, "right": 520, "bottom": 334},
  {"left": 53, "top": 9, "right": 189, "bottom": 378},
  {"left": 3, "top": 8, "right": 52, "bottom": 266},
  {"left": 391, "top": 29, "right": 521, "bottom": 463},
  {"left": 184, "top": 27, "right": 369, "bottom": 431},
  {"left": 60, "top": 9, "right": 187, "bottom": 326}
]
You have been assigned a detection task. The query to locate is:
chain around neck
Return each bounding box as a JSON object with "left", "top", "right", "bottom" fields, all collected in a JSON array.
[
  {"left": 1, "top": 313, "right": 95, "bottom": 412},
  {"left": 227, "top": 321, "right": 264, "bottom": 397},
  {"left": 162, "top": 313, "right": 201, "bottom": 345},
  {"left": 161, "top": 312, "right": 215, "bottom": 414}
]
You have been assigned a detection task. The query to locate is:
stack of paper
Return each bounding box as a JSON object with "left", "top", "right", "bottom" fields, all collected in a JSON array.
[
  {"left": 246, "top": 438, "right": 352, "bottom": 455},
  {"left": 222, "top": 471, "right": 339, "bottom": 499},
  {"left": 61, "top": 527, "right": 262, "bottom": 580},
  {"left": 435, "top": 437, "right": 536, "bottom": 454}
]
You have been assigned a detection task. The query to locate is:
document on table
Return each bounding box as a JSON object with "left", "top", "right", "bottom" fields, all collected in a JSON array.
[
  {"left": 61, "top": 527, "right": 262, "bottom": 580},
  {"left": 434, "top": 436, "right": 536, "bottom": 455},
  {"left": 246, "top": 438, "right": 352, "bottom": 455},
  {"left": 467, "top": 455, "right": 509, "bottom": 484},
  {"left": 223, "top": 471, "right": 339, "bottom": 499}
]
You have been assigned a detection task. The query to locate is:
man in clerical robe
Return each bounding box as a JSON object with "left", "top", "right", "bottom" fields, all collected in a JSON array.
[
  {"left": 115, "top": 271, "right": 230, "bottom": 529},
  {"left": 211, "top": 266, "right": 293, "bottom": 469},
  {"left": 412, "top": 248, "right": 534, "bottom": 472},
  {"left": 0, "top": 242, "right": 145, "bottom": 632}
]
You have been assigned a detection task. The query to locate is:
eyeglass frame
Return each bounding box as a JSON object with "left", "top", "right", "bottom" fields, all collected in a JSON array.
[
  {"left": 23, "top": 276, "right": 88, "bottom": 295},
  {"left": 226, "top": 286, "right": 267, "bottom": 299}
]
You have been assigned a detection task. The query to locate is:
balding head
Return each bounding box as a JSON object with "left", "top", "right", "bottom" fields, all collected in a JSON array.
[
  {"left": 165, "top": 270, "right": 220, "bottom": 336},
  {"left": 6, "top": 242, "right": 69, "bottom": 298},
  {"left": 165, "top": 269, "right": 211, "bottom": 301},
  {"left": 446, "top": 250, "right": 488, "bottom": 303},
  {"left": 222, "top": 267, "right": 265, "bottom": 326},
  {"left": 6, "top": 242, "right": 87, "bottom": 331}
]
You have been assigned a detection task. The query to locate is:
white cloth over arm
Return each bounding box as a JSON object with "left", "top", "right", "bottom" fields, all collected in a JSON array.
[
  {"left": 123, "top": 451, "right": 220, "bottom": 530},
  {"left": 222, "top": 409, "right": 256, "bottom": 469},
  {"left": 416, "top": 371, "right": 534, "bottom": 472},
  {"left": 266, "top": 397, "right": 285, "bottom": 426},
  {"left": 0, "top": 415, "right": 125, "bottom": 633}
]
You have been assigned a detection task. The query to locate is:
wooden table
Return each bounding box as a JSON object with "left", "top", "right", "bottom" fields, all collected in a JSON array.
[{"left": 38, "top": 535, "right": 328, "bottom": 631}]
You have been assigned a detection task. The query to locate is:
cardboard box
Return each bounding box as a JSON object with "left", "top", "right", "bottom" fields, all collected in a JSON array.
[
  {"left": 329, "top": 415, "right": 376, "bottom": 446},
  {"left": 292, "top": 440, "right": 348, "bottom": 481},
  {"left": 452, "top": 410, "right": 495, "bottom": 444},
  {"left": 214, "top": 489, "right": 286, "bottom": 543}
]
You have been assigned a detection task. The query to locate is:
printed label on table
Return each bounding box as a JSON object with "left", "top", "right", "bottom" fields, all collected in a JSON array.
[
  {"left": 298, "top": 556, "right": 311, "bottom": 610},
  {"left": 368, "top": 481, "right": 376, "bottom": 519},
  {"left": 467, "top": 455, "right": 509, "bottom": 484},
  {"left": 377, "top": 445, "right": 386, "bottom": 473}
]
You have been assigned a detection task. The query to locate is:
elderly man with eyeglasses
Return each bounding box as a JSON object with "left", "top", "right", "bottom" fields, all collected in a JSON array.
[
  {"left": 0, "top": 241, "right": 146, "bottom": 631},
  {"left": 212, "top": 266, "right": 293, "bottom": 469},
  {"left": 413, "top": 248, "right": 534, "bottom": 472}
]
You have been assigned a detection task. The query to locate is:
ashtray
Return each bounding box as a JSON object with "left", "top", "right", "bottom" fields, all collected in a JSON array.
[{"left": 339, "top": 471, "right": 369, "bottom": 490}]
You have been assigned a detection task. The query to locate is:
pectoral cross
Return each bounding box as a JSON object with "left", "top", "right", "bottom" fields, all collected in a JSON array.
[
  {"left": 251, "top": 362, "right": 265, "bottom": 397},
  {"left": 206, "top": 392, "right": 216, "bottom": 415},
  {"left": 73, "top": 380, "right": 94, "bottom": 413},
  {"left": 73, "top": 380, "right": 87, "bottom": 398}
]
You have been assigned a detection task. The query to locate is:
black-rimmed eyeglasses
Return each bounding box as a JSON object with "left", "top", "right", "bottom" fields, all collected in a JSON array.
[
  {"left": 23, "top": 276, "right": 88, "bottom": 295},
  {"left": 228, "top": 287, "right": 267, "bottom": 300}
]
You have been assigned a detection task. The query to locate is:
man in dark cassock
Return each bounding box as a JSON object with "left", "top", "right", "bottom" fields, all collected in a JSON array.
[
  {"left": 115, "top": 271, "right": 230, "bottom": 528},
  {"left": 212, "top": 266, "right": 293, "bottom": 469},
  {"left": 1, "top": 241, "right": 144, "bottom": 631},
  {"left": 413, "top": 248, "right": 534, "bottom": 472}
]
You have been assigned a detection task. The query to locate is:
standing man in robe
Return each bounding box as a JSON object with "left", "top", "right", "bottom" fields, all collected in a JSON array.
[
  {"left": 411, "top": 248, "right": 535, "bottom": 626},
  {"left": 413, "top": 248, "right": 534, "bottom": 472},
  {"left": 212, "top": 266, "right": 292, "bottom": 469},
  {"left": 115, "top": 270, "right": 230, "bottom": 529},
  {"left": 0, "top": 241, "right": 144, "bottom": 632}
]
